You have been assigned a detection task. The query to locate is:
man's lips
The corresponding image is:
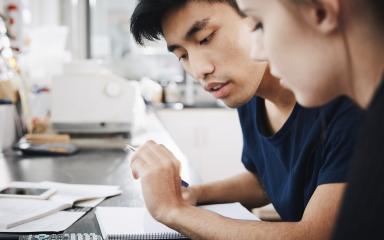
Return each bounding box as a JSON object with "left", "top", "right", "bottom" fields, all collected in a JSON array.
[
  {"left": 205, "top": 81, "right": 229, "bottom": 92},
  {"left": 204, "top": 81, "right": 231, "bottom": 99}
]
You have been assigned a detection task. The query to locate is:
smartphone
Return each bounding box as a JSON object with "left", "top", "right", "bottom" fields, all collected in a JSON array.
[{"left": 0, "top": 187, "right": 56, "bottom": 199}]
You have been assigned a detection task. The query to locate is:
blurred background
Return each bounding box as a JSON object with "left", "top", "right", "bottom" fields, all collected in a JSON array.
[{"left": 0, "top": 0, "right": 245, "bottom": 183}]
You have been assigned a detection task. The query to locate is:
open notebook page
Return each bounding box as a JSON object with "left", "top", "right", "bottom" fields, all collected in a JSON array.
[{"left": 96, "top": 202, "right": 259, "bottom": 240}]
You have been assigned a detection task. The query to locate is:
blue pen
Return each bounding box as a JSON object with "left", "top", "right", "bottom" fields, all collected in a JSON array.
[{"left": 125, "top": 144, "right": 189, "bottom": 188}]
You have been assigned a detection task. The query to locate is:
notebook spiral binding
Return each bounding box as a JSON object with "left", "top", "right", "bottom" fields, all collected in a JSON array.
[{"left": 109, "top": 233, "right": 189, "bottom": 240}]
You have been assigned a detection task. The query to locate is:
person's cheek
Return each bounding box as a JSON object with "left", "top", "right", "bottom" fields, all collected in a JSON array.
[
  {"left": 263, "top": 30, "right": 284, "bottom": 79},
  {"left": 266, "top": 34, "right": 303, "bottom": 98},
  {"left": 250, "top": 31, "right": 268, "bottom": 61}
]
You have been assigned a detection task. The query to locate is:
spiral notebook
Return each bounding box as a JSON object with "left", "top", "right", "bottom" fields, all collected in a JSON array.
[{"left": 95, "top": 202, "right": 259, "bottom": 240}]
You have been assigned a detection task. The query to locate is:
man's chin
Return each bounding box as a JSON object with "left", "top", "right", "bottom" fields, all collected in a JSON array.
[
  {"left": 220, "top": 93, "right": 257, "bottom": 108},
  {"left": 221, "top": 98, "right": 244, "bottom": 108}
]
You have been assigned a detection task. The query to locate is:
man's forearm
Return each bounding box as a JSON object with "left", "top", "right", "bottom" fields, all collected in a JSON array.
[
  {"left": 195, "top": 171, "right": 269, "bottom": 209},
  {"left": 165, "top": 205, "right": 315, "bottom": 240},
  {"left": 166, "top": 184, "right": 344, "bottom": 240}
]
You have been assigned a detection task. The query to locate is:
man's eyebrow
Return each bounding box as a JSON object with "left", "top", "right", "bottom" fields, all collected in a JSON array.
[
  {"left": 167, "top": 18, "right": 210, "bottom": 53},
  {"left": 185, "top": 18, "right": 210, "bottom": 40}
]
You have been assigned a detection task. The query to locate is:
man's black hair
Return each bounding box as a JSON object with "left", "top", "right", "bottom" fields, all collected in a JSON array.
[{"left": 130, "top": 0, "right": 244, "bottom": 45}]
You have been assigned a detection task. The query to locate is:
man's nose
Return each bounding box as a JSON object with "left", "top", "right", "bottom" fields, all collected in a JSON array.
[{"left": 189, "top": 53, "right": 214, "bottom": 81}]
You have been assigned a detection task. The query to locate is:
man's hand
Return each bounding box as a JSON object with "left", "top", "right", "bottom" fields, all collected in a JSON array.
[
  {"left": 130, "top": 140, "right": 187, "bottom": 221},
  {"left": 181, "top": 186, "right": 201, "bottom": 206}
]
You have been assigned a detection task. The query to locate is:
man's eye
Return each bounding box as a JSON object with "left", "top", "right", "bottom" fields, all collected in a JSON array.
[
  {"left": 199, "top": 32, "right": 214, "bottom": 45},
  {"left": 178, "top": 54, "right": 188, "bottom": 61},
  {"left": 252, "top": 22, "right": 263, "bottom": 32},
  {"left": 200, "top": 38, "right": 209, "bottom": 45}
]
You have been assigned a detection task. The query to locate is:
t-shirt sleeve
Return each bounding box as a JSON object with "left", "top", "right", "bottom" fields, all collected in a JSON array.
[{"left": 317, "top": 101, "right": 363, "bottom": 185}]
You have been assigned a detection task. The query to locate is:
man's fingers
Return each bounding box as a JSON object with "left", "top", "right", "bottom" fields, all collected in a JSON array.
[
  {"left": 152, "top": 143, "right": 182, "bottom": 171},
  {"left": 132, "top": 141, "right": 183, "bottom": 183},
  {"left": 138, "top": 140, "right": 157, "bottom": 152},
  {"left": 130, "top": 157, "right": 148, "bottom": 179}
]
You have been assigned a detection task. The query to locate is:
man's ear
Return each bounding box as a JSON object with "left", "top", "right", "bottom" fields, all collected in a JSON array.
[{"left": 299, "top": 0, "right": 341, "bottom": 34}]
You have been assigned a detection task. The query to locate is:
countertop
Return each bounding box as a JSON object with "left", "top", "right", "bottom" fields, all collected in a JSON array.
[{"left": 0, "top": 112, "right": 200, "bottom": 235}]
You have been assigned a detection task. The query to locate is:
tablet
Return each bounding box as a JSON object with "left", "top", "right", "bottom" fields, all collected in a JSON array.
[{"left": 0, "top": 186, "right": 56, "bottom": 199}]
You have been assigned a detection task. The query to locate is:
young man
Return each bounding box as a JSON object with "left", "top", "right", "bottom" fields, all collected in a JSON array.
[
  {"left": 236, "top": 0, "right": 384, "bottom": 239},
  {"left": 128, "top": 1, "right": 362, "bottom": 239}
]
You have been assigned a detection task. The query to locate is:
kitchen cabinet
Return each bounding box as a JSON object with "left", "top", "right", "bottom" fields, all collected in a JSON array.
[{"left": 156, "top": 108, "right": 245, "bottom": 183}]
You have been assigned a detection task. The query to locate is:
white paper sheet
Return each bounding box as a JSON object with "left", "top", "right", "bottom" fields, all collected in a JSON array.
[
  {"left": 0, "top": 181, "right": 121, "bottom": 230},
  {"left": 41, "top": 182, "right": 122, "bottom": 205},
  {"left": 0, "top": 198, "right": 70, "bottom": 229},
  {"left": 75, "top": 197, "right": 105, "bottom": 208},
  {"left": 0, "top": 211, "right": 85, "bottom": 233},
  {"left": 96, "top": 202, "right": 259, "bottom": 239}
]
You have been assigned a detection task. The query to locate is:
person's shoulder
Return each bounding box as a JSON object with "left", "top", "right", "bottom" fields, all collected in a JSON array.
[
  {"left": 318, "top": 97, "right": 363, "bottom": 143},
  {"left": 292, "top": 96, "right": 362, "bottom": 127},
  {"left": 325, "top": 96, "right": 360, "bottom": 110},
  {"left": 320, "top": 96, "right": 363, "bottom": 120}
]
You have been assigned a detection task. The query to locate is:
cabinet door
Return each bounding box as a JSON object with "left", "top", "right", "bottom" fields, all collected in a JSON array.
[{"left": 157, "top": 109, "right": 245, "bottom": 182}]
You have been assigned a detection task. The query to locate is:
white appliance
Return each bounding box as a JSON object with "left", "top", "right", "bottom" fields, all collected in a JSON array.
[{"left": 51, "top": 71, "right": 146, "bottom": 135}]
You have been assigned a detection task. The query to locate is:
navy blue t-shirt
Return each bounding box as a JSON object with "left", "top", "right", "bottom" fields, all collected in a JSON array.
[{"left": 238, "top": 96, "right": 362, "bottom": 221}]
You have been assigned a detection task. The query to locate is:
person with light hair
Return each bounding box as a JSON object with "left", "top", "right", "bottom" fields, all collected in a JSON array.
[{"left": 236, "top": 0, "right": 383, "bottom": 238}]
